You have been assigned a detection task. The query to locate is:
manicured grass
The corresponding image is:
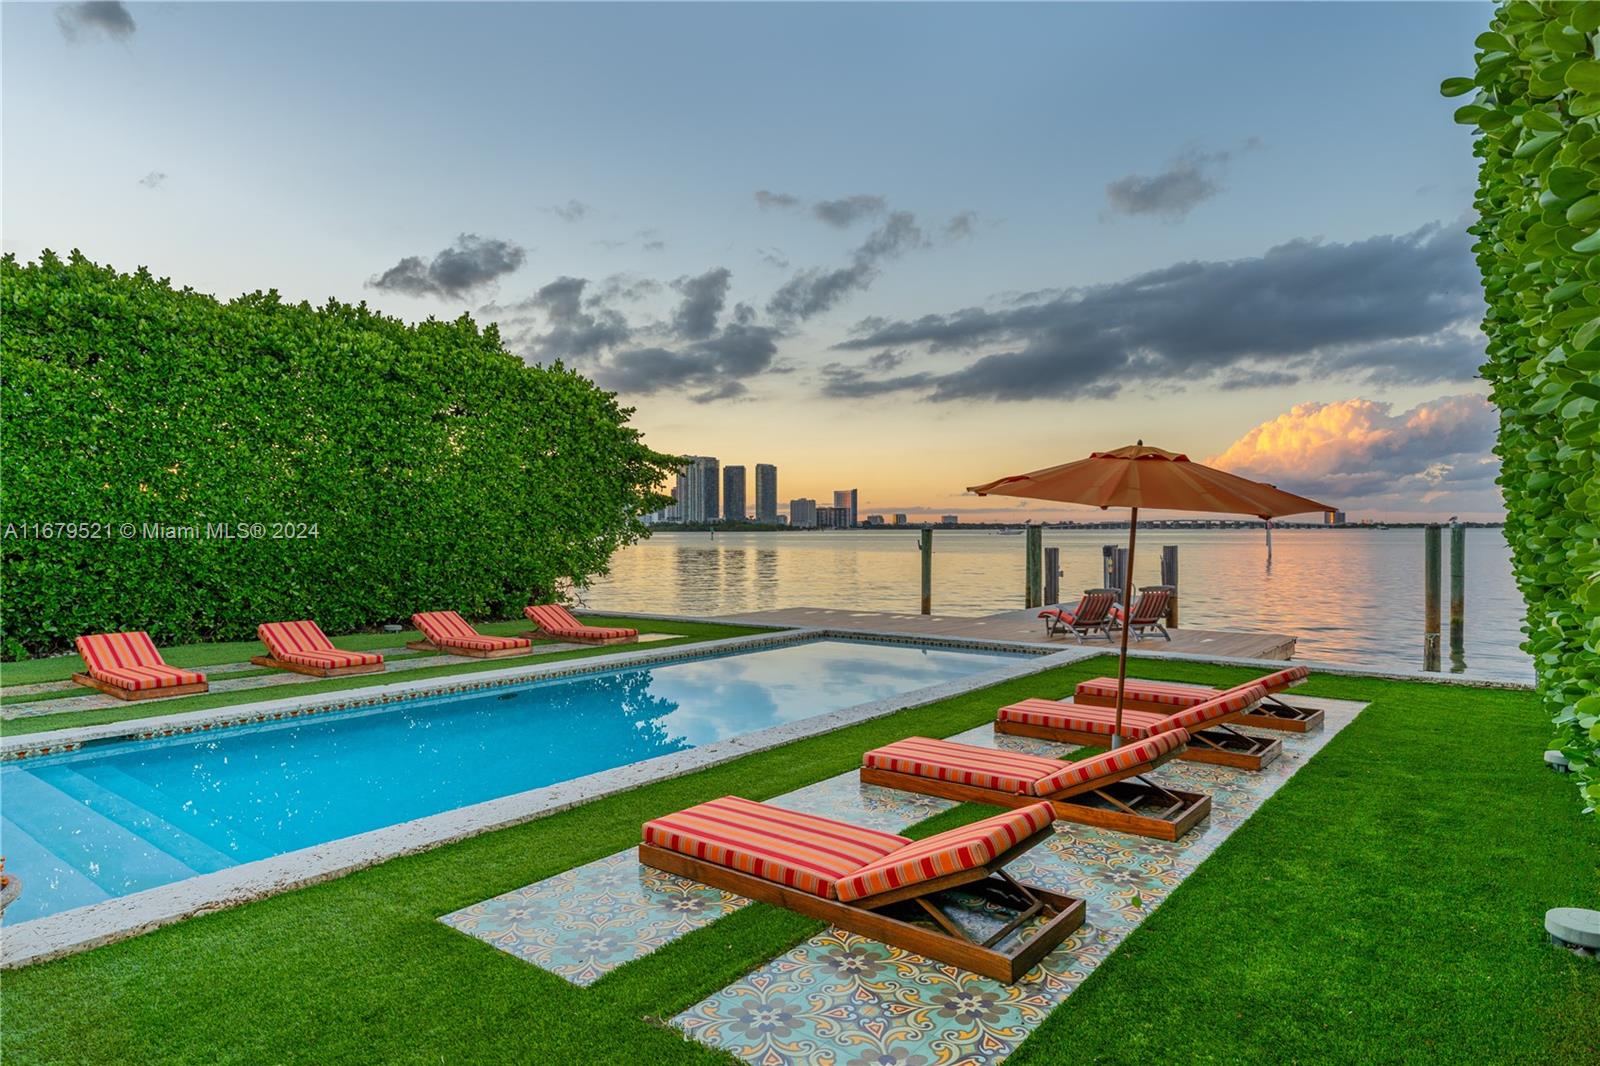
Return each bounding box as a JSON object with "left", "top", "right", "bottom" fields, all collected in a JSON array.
[
  {"left": 0, "top": 617, "right": 769, "bottom": 737},
  {"left": 2, "top": 659, "right": 1594, "bottom": 1065}
]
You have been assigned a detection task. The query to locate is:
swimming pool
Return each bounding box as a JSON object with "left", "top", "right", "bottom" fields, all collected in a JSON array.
[{"left": 0, "top": 637, "right": 1028, "bottom": 924}]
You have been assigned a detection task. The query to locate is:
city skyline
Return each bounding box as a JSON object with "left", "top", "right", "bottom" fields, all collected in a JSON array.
[{"left": 2, "top": 3, "right": 1500, "bottom": 523}]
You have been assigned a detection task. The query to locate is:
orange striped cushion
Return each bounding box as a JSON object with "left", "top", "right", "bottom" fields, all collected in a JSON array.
[
  {"left": 1033, "top": 729, "right": 1187, "bottom": 793},
  {"left": 996, "top": 699, "right": 1166, "bottom": 740},
  {"left": 259, "top": 621, "right": 383, "bottom": 669},
  {"left": 864, "top": 737, "right": 1068, "bottom": 795},
  {"left": 643, "top": 796, "right": 907, "bottom": 898},
  {"left": 835, "top": 803, "right": 1054, "bottom": 903},
  {"left": 1163, "top": 685, "right": 1266, "bottom": 731},
  {"left": 413, "top": 611, "right": 531, "bottom": 652},
  {"left": 1256, "top": 665, "right": 1309, "bottom": 692},
  {"left": 1076, "top": 677, "right": 1204, "bottom": 708},
  {"left": 76, "top": 632, "right": 206, "bottom": 690},
  {"left": 525, "top": 605, "right": 638, "bottom": 640}
]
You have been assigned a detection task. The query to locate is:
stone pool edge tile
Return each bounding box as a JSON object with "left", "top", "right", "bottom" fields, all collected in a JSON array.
[{"left": 0, "top": 640, "right": 1081, "bottom": 969}]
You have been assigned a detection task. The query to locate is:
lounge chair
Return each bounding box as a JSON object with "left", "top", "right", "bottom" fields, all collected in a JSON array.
[
  {"left": 996, "top": 684, "right": 1281, "bottom": 771},
  {"left": 1110, "top": 585, "right": 1173, "bottom": 641},
  {"left": 1037, "top": 589, "right": 1117, "bottom": 642},
  {"left": 409, "top": 611, "right": 534, "bottom": 659},
  {"left": 252, "top": 620, "right": 385, "bottom": 678},
  {"left": 639, "top": 795, "right": 1085, "bottom": 983},
  {"left": 72, "top": 632, "right": 208, "bottom": 700},
  {"left": 861, "top": 731, "right": 1208, "bottom": 841},
  {"left": 1074, "top": 665, "right": 1321, "bottom": 733},
  {"left": 523, "top": 604, "right": 638, "bottom": 645}
]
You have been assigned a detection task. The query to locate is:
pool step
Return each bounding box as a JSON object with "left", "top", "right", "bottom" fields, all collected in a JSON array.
[
  {"left": 30, "top": 764, "right": 238, "bottom": 875},
  {"left": 84, "top": 764, "right": 274, "bottom": 864},
  {"left": 0, "top": 815, "right": 112, "bottom": 920}
]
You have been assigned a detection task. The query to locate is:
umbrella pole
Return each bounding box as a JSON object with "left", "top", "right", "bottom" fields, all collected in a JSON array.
[{"left": 1112, "top": 506, "right": 1138, "bottom": 748}]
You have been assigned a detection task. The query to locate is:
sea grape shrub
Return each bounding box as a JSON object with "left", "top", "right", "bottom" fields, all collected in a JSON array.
[
  {"left": 1445, "top": 1, "right": 1600, "bottom": 812},
  {"left": 0, "top": 250, "right": 678, "bottom": 657}
]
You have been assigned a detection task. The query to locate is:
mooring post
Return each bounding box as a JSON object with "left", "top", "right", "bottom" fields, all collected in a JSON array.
[
  {"left": 1112, "top": 547, "right": 1130, "bottom": 605},
  {"left": 1043, "top": 546, "right": 1061, "bottom": 606},
  {"left": 1424, "top": 524, "right": 1442, "bottom": 671},
  {"left": 1024, "top": 525, "right": 1043, "bottom": 608},
  {"left": 1160, "top": 544, "right": 1179, "bottom": 628},
  {"left": 1450, "top": 523, "right": 1466, "bottom": 667},
  {"left": 1102, "top": 543, "right": 1116, "bottom": 589},
  {"left": 920, "top": 528, "right": 933, "bottom": 615}
]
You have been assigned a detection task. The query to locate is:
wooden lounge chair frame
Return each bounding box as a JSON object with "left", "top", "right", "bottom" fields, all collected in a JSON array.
[
  {"left": 997, "top": 707, "right": 1282, "bottom": 772},
  {"left": 1111, "top": 585, "right": 1173, "bottom": 642},
  {"left": 404, "top": 638, "right": 534, "bottom": 659},
  {"left": 640, "top": 824, "right": 1086, "bottom": 983},
  {"left": 70, "top": 673, "right": 208, "bottom": 701},
  {"left": 1040, "top": 589, "right": 1118, "bottom": 642},
  {"left": 862, "top": 755, "right": 1209, "bottom": 842}
]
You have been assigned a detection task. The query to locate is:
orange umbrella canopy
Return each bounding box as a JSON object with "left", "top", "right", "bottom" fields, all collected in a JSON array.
[{"left": 968, "top": 443, "right": 1334, "bottom": 519}]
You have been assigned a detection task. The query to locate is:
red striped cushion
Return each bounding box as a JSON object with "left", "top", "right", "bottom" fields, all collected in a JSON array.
[
  {"left": 76, "top": 632, "right": 206, "bottom": 690},
  {"left": 1257, "top": 665, "right": 1309, "bottom": 693},
  {"left": 1033, "top": 729, "right": 1187, "bottom": 793},
  {"left": 89, "top": 664, "right": 206, "bottom": 691},
  {"left": 413, "top": 612, "right": 531, "bottom": 652},
  {"left": 643, "top": 796, "right": 907, "bottom": 899},
  {"left": 996, "top": 699, "right": 1166, "bottom": 740},
  {"left": 864, "top": 737, "right": 1067, "bottom": 795},
  {"left": 1076, "top": 677, "right": 1204, "bottom": 709},
  {"left": 524, "top": 605, "right": 638, "bottom": 640},
  {"left": 259, "top": 621, "right": 384, "bottom": 668},
  {"left": 835, "top": 803, "right": 1054, "bottom": 903},
  {"left": 1163, "top": 685, "right": 1266, "bottom": 731}
]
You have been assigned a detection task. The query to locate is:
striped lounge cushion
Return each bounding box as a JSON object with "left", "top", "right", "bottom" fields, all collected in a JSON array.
[
  {"left": 643, "top": 796, "right": 908, "bottom": 898},
  {"left": 1076, "top": 677, "right": 1205, "bottom": 709},
  {"left": 75, "top": 632, "right": 206, "bottom": 691},
  {"left": 259, "top": 620, "right": 383, "bottom": 669},
  {"left": 413, "top": 611, "right": 531, "bottom": 652},
  {"left": 1033, "top": 729, "right": 1189, "bottom": 794},
  {"left": 1162, "top": 685, "right": 1267, "bottom": 731},
  {"left": 834, "top": 803, "right": 1054, "bottom": 903},
  {"left": 864, "top": 737, "right": 1073, "bottom": 795},
  {"left": 1256, "top": 665, "right": 1309, "bottom": 692},
  {"left": 525, "top": 604, "right": 638, "bottom": 640},
  {"left": 996, "top": 699, "right": 1168, "bottom": 740}
]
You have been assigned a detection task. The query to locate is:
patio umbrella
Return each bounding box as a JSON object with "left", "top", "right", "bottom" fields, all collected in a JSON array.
[{"left": 969, "top": 443, "right": 1334, "bottom": 747}]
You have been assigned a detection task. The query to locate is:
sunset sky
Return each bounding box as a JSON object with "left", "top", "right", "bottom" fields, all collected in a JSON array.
[{"left": 4, "top": 2, "right": 1499, "bottom": 522}]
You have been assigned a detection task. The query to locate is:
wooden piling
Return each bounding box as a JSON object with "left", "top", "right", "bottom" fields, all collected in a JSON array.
[
  {"left": 1424, "top": 524, "right": 1442, "bottom": 671},
  {"left": 1025, "top": 526, "right": 1043, "bottom": 608},
  {"left": 1043, "top": 547, "right": 1061, "bottom": 606},
  {"left": 1449, "top": 524, "right": 1466, "bottom": 660},
  {"left": 1160, "top": 544, "right": 1179, "bottom": 628},
  {"left": 920, "top": 528, "right": 933, "bottom": 615}
]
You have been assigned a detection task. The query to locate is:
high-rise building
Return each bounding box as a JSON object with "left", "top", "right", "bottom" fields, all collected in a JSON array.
[
  {"left": 817, "top": 506, "right": 851, "bottom": 529},
  {"left": 940, "top": 514, "right": 959, "bottom": 525},
  {"left": 1325, "top": 510, "right": 1347, "bottom": 526},
  {"left": 700, "top": 456, "right": 719, "bottom": 522},
  {"left": 892, "top": 514, "right": 908, "bottom": 526},
  {"left": 865, "top": 514, "right": 885, "bottom": 526},
  {"left": 675, "top": 457, "right": 720, "bottom": 524},
  {"left": 723, "top": 465, "right": 746, "bottom": 522},
  {"left": 789, "top": 498, "right": 818, "bottom": 528},
  {"left": 754, "top": 464, "right": 778, "bottom": 524},
  {"left": 832, "top": 488, "right": 859, "bottom": 528}
]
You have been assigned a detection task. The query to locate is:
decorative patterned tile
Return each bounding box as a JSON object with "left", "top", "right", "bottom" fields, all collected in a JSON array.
[{"left": 439, "top": 849, "right": 747, "bottom": 985}]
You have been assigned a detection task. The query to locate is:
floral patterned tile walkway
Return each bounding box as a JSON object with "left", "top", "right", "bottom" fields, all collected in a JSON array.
[{"left": 672, "top": 698, "right": 1366, "bottom": 1065}]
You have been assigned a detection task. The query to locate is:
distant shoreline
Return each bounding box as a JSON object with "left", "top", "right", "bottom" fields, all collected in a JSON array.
[{"left": 643, "top": 521, "right": 1504, "bottom": 533}]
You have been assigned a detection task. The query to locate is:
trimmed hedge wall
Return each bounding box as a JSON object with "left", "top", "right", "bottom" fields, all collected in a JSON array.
[
  {"left": 1445, "top": 2, "right": 1600, "bottom": 812},
  {"left": 0, "top": 250, "right": 678, "bottom": 658}
]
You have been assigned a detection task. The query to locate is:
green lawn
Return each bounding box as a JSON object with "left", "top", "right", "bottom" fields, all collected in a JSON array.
[
  {"left": 0, "top": 616, "right": 768, "bottom": 737},
  {"left": 2, "top": 659, "right": 1595, "bottom": 1065}
]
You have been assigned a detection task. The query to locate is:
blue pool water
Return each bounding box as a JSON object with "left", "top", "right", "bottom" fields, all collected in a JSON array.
[{"left": 0, "top": 638, "right": 1024, "bottom": 923}]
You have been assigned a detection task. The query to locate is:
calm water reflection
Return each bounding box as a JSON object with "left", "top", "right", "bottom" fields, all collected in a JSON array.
[{"left": 588, "top": 528, "right": 1533, "bottom": 682}]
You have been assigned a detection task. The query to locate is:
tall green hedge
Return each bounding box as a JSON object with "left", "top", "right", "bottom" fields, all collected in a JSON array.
[
  {"left": 1445, "top": 1, "right": 1600, "bottom": 812},
  {"left": 0, "top": 250, "right": 677, "bottom": 658}
]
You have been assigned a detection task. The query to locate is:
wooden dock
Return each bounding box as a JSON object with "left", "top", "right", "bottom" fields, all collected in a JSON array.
[{"left": 718, "top": 605, "right": 1297, "bottom": 661}]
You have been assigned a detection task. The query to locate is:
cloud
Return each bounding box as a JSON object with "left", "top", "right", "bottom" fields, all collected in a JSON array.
[
  {"left": 754, "top": 190, "right": 802, "bottom": 210},
  {"left": 137, "top": 171, "right": 166, "bottom": 190},
  {"left": 56, "top": 2, "right": 135, "bottom": 42},
  {"left": 521, "top": 276, "right": 631, "bottom": 358},
  {"left": 829, "top": 222, "right": 1481, "bottom": 401},
  {"left": 591, "top": 274, "right": 661, "bottom": 303},
  {"left": 1104, "top": 140, "right": 1259, "bottom": 221},
  {"left": 757, "top": 247, "right": 790, "bottom": 270},
  {"left": 593, "top": 323, "right": 781, "bottom": 403},
  {"left": 367, "top": 233, "right": 526, "bottom": 299},
  {"left": 944, "top": 211, "right": 979, "bottom": 240},
  {"left": 812, "top": 194, "right": 887, "bottom": 228},
  {"left": 672, "top": 267, "right": 732, "bottom": 340},
  {"left": 1207, "top": 394, "right": 1499, "bottom": 507},
  {"left": 767, "top": 211, "right": 926, "bottom": 320},
  {"left": 546, "top": 199, "right": 590, "bottom": 222},
  {"left": 1218, "top": 369, "right": 1300, "bottom": 391}
]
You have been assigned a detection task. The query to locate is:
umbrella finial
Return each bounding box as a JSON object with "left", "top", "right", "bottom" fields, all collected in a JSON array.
[{"left": 1137, "top": 439, "right": 1144, "bottom": 446}]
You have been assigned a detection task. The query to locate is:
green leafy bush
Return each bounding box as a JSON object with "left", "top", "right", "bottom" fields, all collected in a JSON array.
[
  {"left": 0, "top": 251, "right": 677, "bottom": 658},
  {"left": 1445, "top": 1, "right": 1600, "bottom": 812}
]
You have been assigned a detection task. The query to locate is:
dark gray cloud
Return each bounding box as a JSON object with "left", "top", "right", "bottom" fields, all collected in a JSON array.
[
  {"left": 829, "top": 223, "right": 1481, "bottom": 401},
  {"left": 812, "top": 195, "right": 887, "bottom": 228},
  {"left": 944, "top": 211, "right": 979, "bottom": 240},
  {"left": 57, "top": 2, "right": 135, "bottom": 42},
  {"left": 1105, "top": 140, "right": 1260, "bottom": 221},
  {"left": 767, "top": 211, "right": 926, "bottom": 320},
  {"left": 757, "top": 247, "right": 790, "bottom": 270},
  {"left": 138, "top": 171, "right": 166, "bottom": 190},
  {"left": 642, "top": 239, "right": 666, "bottom": 252},
  {"left": 546, "top": 199, "right": 590, "bottom": 222},
  {"left": 594, "top": 323, "right": 781, "bottom": 403},
  {"left": 1218, "top": 369, "right": 1300, "bottom": 391},
  {"left": 591, "top": 274, "right": 661, "bottom": 304},
  {"left": 754, "top": 190, "right": 802, "bottom": 210},
  {"left": 368, "top": 233, "right": 526, "bottom": 299},
  {"left": 672, "top": 267, "right": 732, "bottom": 340},
  {"left": 523, "top": 276, "right": 631, "bottom": 357}
]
